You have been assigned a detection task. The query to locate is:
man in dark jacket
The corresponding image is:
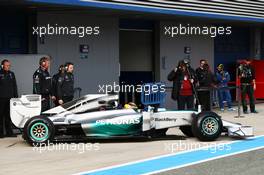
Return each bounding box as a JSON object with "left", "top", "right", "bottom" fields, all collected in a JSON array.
[
  {"left": 33, "top": 57, "right": 52, "bottom": 112},
  {"left": 215, "top": 64, "right": 235, "bottom": 111},
  {"left": 57, "top": 62, "right": 74, "bottom": 105},
  {"left": 238, "top": 59, "right": 257, "bottom": 114},
  {"left": 51, "top": 65, "right": 65, "bottom": 106},
  {"left": 168, "top": 60, "right": 196, "bottom": 110},
  {"left": 0, "top": 59, "right": 18, "bottom": 138},
  {"left": 196, "top": 59, "right": 216, "bottom": 111}
]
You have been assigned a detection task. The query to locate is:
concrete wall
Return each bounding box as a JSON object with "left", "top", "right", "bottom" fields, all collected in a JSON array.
[
  {"left": 36, "top": 14, "right": 216, "bottom": 106},
  {"left": 159, "top": 21, "right": 214, "bottom": 109},
  {"left": 37, "top": 12, "right": 119, "bottom": 95}
]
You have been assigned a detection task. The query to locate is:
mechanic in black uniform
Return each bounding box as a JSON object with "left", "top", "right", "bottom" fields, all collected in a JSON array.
[
  {"left": 57, "top": 62, "right": 74, "bottom": 105},
  {"left": 51, "top": 65, "right": 65, "bottom": 106},
  {"left": 33, "top": 57, "right": 52, "bottom": 112},
  {"left": 0, "top": 59, "right": 18, "bottom": 138},
  {"left": 196, "top": 59, "right": 216, "bottom": 111},
  {"left": 238, "top": 59, "right": 257, "bottom": 114}
]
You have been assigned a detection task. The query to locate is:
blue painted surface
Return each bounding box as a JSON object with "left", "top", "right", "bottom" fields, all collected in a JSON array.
[
  {"left": 28, "top": 0, "right": 264, "bottom": 23},
  {"left": 80, "top": 136, "right": 264, "bottom": 175}
]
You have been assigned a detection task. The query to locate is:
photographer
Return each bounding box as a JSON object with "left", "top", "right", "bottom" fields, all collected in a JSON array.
[
  {"left": 168, "top": 60, "right": 196, "bottom": 110},
  {"left": 238, "top": 59, "right": 257, "bottom": 114},
  {"left": 196, "top": 59, "right": 216, "bottom": 111},
  {"left": 215, "top": 64, "right": 235, "bottom": 111}
]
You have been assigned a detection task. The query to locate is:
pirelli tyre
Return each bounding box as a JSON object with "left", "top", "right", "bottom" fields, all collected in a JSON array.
[
  {"left": 23, "top": 116, "right": 55, "bottom": 146},
  {"left": 192, "top": 112, "right": 223, "bottom": 141},
  {"left": 179, "top": 126, "right": 194, "bottom": 137}
]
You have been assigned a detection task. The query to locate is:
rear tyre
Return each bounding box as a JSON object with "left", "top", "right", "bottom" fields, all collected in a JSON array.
[
  {"left": 192, "top": 112, "right": 222, "bottom": 141},
  {"left": 23, "top": 116, "right": 55, "bottom": 146},
  {"left": 179, "top": 126, "right": 194, "bottom": 137}
]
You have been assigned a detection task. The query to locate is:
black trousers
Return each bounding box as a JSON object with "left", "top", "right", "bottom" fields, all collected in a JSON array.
[
  {"left": 53, "top": 99, "right": 60, "bottom": 107},
  {"left": 53, "top": 96, "right": 60, "bottom": 107},
  {"left": 241, "top": 84, "right": 255, "bottom": 112},
  {"left": 178, "top": 95, "right": 194, "bottom": 110},
  {"left": 0, "top": 98, "right": 14, "bottom": 136},
  {"left": 62, "top": 96, "right": 74, "bottom": 104},
  {"left": 197, "top": 90, "right": 211, "bottom": 111},
  {"left": 41, "top": 95, "right": 50, "bottom": 112}
]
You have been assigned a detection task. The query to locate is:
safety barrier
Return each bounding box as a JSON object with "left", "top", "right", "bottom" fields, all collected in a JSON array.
[{"left": 140, "top": 82, "right": 166, "bottom": 107}]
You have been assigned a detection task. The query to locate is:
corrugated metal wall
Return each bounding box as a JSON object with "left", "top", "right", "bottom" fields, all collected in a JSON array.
[{"left": 90, "top": 0, "right": 264, "bottom": 19}]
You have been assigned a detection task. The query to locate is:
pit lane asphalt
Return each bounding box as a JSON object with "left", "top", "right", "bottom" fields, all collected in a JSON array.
[
  {"left": 155, "top": 148, "right": 264, "bottom": 175},
  {"left": 0, "top": 103, "right": 263, "bottom": 175}
]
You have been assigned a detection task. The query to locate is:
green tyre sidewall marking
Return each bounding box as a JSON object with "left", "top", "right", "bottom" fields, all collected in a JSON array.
[{"left": 30, "top": 122, "right": 49, "bottom": 141}]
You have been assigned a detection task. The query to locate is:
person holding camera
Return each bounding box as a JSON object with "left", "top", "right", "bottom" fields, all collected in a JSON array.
[
  {"left": 168, "top": 60, "right": 196, "bottom": 110},
  {"left": 238, "top": 59, "right": 257, "bottom": 114},
  {"left": 196, "top": 59, "right": 216, "bottom": 111},
  {"left": 215, "top": 64, "right": 235, "bottom": 111}
]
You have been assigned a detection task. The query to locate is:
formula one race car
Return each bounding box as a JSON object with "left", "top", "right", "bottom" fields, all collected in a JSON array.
[{"left": 10, "top": 84, "right": 253, "bottom": 146}]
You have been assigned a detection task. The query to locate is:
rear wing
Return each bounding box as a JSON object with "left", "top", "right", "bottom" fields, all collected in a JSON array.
[
  {"left": 10, "top": 94, "right": 119, "bottom": 128},
  {"left": 10, "top": 95, "right": 41, "bottom": 128}
]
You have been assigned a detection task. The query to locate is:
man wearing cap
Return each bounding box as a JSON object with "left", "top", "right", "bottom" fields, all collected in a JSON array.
[{"left": 215, "top": 64, "right": 235, "bottom": 112}]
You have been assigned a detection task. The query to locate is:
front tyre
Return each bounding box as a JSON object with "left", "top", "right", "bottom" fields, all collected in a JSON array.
[
  {"left": 192, "top": 112, "right": 223, "bottom": 141},
  {"left": 23, "top": 116, "right": 55, "bottom": 146}
]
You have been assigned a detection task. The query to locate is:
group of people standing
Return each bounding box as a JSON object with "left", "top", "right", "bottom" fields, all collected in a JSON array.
[
  {"left": 0, "top": 57, "right": 75, "bottom": 138},
  {"left": 33, "top": 57, "right": 75, "bottom": 112},
  {"left": 168, "top": 59, "right": 257, "bottom": 114}
]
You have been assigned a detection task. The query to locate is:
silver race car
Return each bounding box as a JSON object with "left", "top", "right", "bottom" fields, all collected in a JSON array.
[{"left": 10, "top": 85, "right": 253, "bottom": 146}]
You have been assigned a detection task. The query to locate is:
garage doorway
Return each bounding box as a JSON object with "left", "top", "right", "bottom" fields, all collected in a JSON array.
[{"left": 119, "top": 20, "right": 155, "bottom": 105}]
